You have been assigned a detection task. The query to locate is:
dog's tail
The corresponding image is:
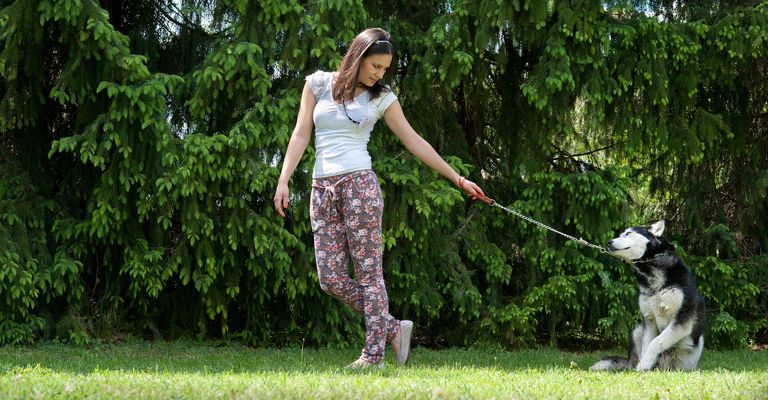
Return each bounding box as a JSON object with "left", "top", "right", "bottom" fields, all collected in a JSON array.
[
  {"left": 590, "top": 324, "right": 643, "bottom": 371},
  {"left": 590, "top": 356, "right": 633, "bottom": 371}
]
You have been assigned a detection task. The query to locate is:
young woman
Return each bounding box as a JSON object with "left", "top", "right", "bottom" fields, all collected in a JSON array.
[{"left": 274, "top": 27, "right": 486, "bottom": 368}]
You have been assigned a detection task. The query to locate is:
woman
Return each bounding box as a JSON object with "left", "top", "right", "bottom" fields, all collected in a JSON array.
[{"left": 274, "top": 28, "right": 486, "bottom": 368}]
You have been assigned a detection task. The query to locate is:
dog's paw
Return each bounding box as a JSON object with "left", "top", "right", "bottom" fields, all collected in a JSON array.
[{"left": 636, "top": 361, "right": 655, "bottom": 371}]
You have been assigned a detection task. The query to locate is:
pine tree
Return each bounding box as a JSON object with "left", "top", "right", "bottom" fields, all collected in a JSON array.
[{"left": 1, "top": 0, "right": 765, "bottom": 347}]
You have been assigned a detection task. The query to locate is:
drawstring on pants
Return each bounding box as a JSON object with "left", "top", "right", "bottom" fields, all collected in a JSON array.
[{"left": 312, "top": 173, "right": 360, "bottom": 213}]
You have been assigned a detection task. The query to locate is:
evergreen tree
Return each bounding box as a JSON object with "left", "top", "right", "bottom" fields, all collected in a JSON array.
[{"left": 0, "top": 0, "right": 765, "bottom": 348}]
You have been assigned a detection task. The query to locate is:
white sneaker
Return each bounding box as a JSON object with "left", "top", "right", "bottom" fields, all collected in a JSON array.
[
  {"left": 390, "top": 320, "right": 413, "bottom": 365},
  {"left": 346, "top": 358, "right": 384, "bottom": 369}
]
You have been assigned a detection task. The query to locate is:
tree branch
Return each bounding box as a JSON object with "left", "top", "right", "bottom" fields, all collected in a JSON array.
[
  {"left": 549, "top": 140, "right": 623, "bottom": 160},
  {"left": 147, "top": 0, "right": 204, "bottom": 33}
]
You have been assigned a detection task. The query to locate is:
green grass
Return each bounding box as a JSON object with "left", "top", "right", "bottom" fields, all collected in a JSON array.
[{"left": 0, "top": 341, "right": 766, "bottom": 399}]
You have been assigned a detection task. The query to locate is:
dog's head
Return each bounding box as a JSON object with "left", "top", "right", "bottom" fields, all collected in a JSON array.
[{"left": 606, "top": 220, "right": 675, "bottom": 261}]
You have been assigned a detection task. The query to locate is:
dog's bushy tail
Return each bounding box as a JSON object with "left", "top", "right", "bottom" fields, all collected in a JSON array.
[
  {"left": 590, "top": 356, "right": 633, "bottom": 371},
  {"left": 591, "top": 324, "right": 642, "bottom": 371}
]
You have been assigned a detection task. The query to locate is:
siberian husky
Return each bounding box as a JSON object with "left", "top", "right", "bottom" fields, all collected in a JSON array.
[{"left": 591, "top": 220, "right": 707, "bottom": 371}]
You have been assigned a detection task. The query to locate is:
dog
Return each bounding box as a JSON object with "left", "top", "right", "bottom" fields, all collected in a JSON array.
[{"left": 591, "top": 220, "right": 707, "bottom": 371}]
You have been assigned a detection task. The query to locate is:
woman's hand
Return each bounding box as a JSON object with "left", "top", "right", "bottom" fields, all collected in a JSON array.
[
  {"left": 457, "top": 176, "right": 491, "bottom": 204},
  {"left": 273, "top": 182, "right": 290, "bottom": 218}
]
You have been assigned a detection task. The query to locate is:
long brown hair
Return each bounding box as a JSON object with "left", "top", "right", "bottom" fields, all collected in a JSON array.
[{"left": 333, "top": 28, "right": 395, "bottom": 103}]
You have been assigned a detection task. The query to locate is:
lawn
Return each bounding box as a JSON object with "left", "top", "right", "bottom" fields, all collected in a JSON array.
[{"left": 0, "top": 341, "right": 766, "bottom": 399}]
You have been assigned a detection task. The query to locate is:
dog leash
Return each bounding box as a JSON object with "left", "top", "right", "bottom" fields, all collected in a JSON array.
[{"left": 472, "top": 193, "right": 622, "bottom": 258}]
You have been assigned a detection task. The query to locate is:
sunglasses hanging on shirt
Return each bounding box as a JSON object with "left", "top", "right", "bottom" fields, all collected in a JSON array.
[
  {"left": 343, "top": 82, "right": 371, "bottom": 125},
  {"left": 343, "top": 102, "right": 361, "bottom": 125}
]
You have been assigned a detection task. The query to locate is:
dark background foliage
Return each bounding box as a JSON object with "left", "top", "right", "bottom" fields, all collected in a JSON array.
[{"left": 1, "top": 0, "right": 766, "bottom": 350}]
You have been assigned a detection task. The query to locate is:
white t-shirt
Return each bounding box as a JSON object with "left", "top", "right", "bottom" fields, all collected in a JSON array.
[{"left": 306, "top": 70, "right": 398, "bottom": 178}]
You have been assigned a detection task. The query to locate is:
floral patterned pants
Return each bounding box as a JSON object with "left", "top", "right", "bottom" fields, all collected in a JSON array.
[{"left": 310, "top": 169, "right": 400, "bottom": 363}]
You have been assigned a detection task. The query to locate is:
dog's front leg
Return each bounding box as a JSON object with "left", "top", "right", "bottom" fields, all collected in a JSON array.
[
  {"left": 638, "top": 320, "right": 656, "bottom": 363},
  {"left": 636, "top": 322, "right": 692, "bottom": 371}
]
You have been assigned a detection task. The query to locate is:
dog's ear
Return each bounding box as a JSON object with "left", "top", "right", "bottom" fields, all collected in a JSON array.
[{"left": 649, "top": 220, "right": 665, "bottom": 237}]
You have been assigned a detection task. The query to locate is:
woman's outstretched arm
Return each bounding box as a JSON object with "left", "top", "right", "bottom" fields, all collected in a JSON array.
[{"left": 383, "top": 100, "right": 486, "bottom": 199}]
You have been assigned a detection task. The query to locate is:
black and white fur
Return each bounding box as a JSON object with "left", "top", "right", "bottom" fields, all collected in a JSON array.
[{"left": 591, "top": 220, "right": 707, "bottom": 371}]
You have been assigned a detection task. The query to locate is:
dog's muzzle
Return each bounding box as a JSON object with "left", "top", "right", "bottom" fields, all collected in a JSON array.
[{"left": 606, "top": 240, "right": 630, "bottom": 252}]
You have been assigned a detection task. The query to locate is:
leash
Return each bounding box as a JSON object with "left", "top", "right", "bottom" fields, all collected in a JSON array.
[{"left": 472, "top": 193, "right": 623, "bottom": 259}]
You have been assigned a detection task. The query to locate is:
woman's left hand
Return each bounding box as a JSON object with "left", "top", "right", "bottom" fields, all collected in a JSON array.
[{"left": 457, "top": 176, "right": 491, "bottom": 204}]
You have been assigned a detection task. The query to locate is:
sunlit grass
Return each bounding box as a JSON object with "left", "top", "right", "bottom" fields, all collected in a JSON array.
[{"left": 0, "top": 341, "right": 766, "bottom": 399}]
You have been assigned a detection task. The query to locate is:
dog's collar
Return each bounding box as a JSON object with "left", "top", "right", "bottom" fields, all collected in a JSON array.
[{"left": 633, "top": 252, "right": 673, "bottom": 264}]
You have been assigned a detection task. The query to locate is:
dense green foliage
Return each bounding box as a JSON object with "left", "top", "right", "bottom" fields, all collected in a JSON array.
[{"left": 0, "top": 0, "right": 766, "bottom": 349}]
